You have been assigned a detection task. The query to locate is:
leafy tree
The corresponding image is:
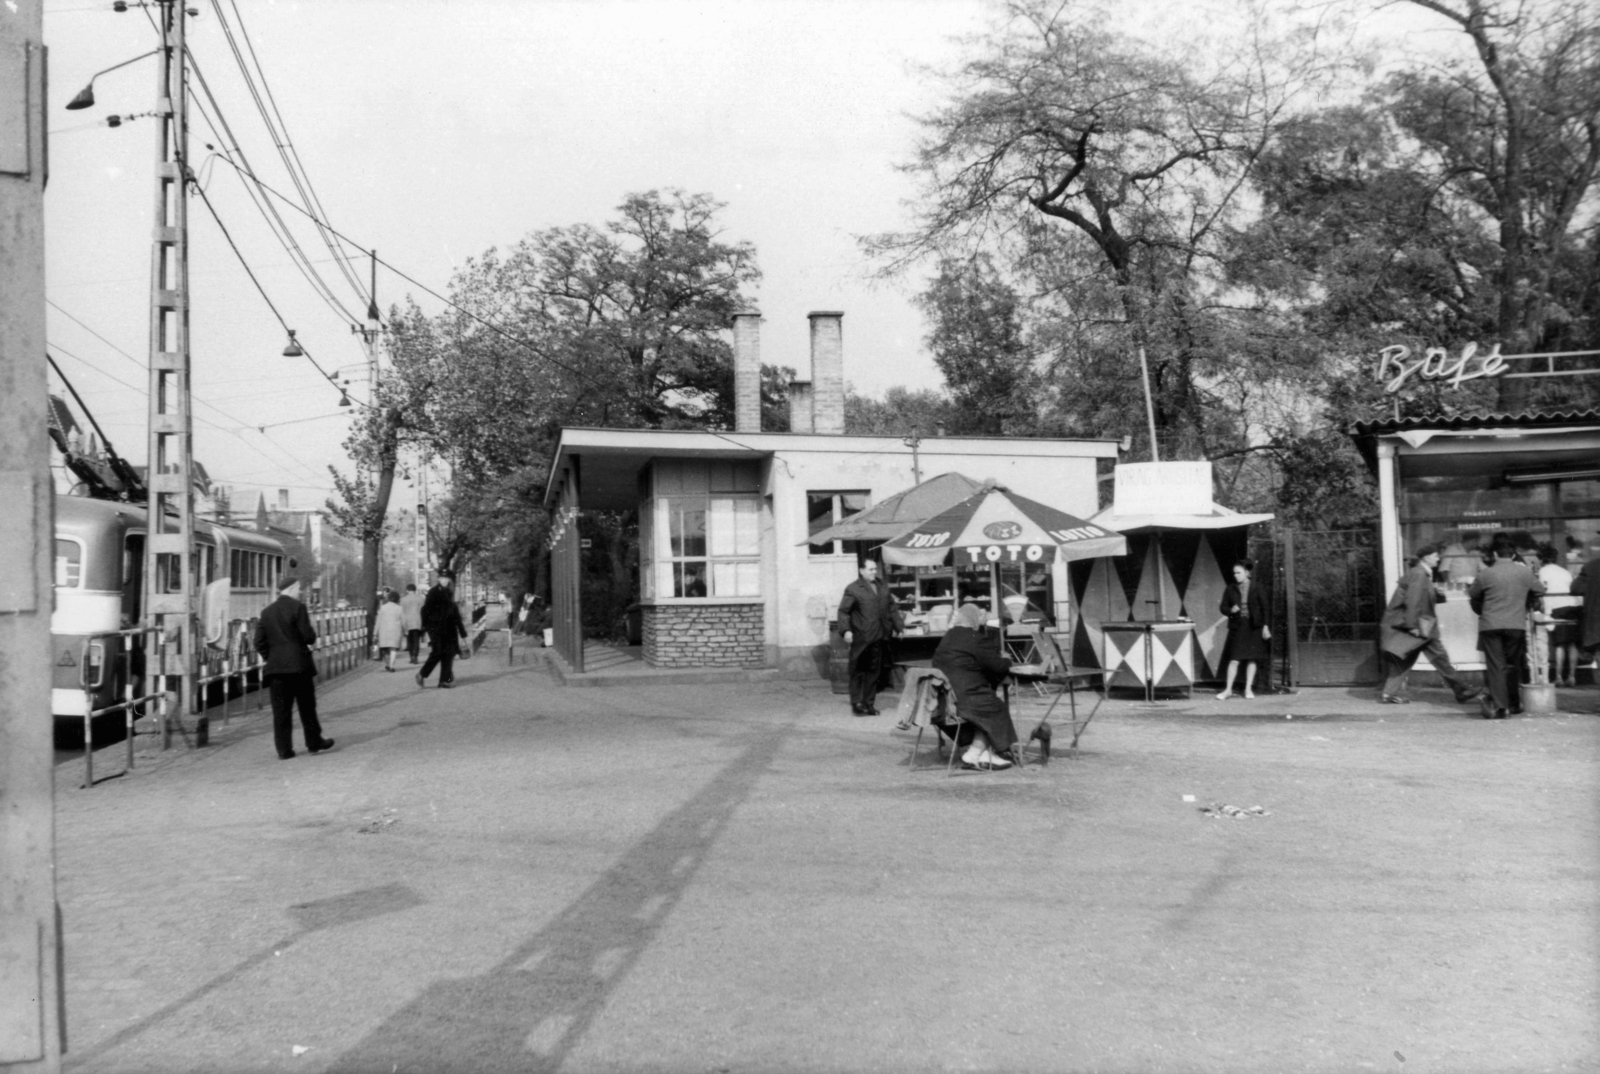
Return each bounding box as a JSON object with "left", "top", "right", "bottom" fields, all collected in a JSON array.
[
  {"left": 914, "top": 255, "right": 1037, "bottom": 434},
  {"left": 871, "top": 0, "right": 1343, "bottom": 454},
  {"left": 844, "top": 387, "right": 960, "bottom": 437},
  {"left": 1393, "top": 0, "right": 1600, "bottom": 411},
  {"left": 328, "top": 190, "right": 761, "bottom": 605}
]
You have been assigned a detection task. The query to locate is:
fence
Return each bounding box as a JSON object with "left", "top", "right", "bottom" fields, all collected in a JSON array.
[
  {"left": 1280, "top": 528, "right": 1385, "bottom": 686},
  {"left": 75, "top": 607, "right": 370, "bottom": 789}
]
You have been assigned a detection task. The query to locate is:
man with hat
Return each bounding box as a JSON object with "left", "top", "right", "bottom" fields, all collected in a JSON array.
[
  {"left": 417, "top": 568, "right": 468, "bottom": 689},
  {"left": 253, "top": 568, "right": 334, "bottom": 759},
  {"left": 1378, "top": 543, "right": 1484, "bottom": 706}
]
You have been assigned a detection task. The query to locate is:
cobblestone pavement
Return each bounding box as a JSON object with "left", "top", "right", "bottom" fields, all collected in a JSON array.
[{"left": 53, "top": 649, "right": 1600, "bottom": 1073}]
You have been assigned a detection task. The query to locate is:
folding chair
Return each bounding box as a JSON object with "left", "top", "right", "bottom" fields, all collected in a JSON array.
[{"left": 901, "top": 669, "right": 970, "bottom": 775}]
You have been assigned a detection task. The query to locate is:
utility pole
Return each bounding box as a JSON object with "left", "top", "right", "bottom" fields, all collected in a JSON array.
[
  {"left": 144, "top": 0, "right": 198, "bottom": 747},
  {"left": 353, "top": 250, "right": 391, "bottom": 651},
  {"left": 1, "top": 3, "right": 65, "bottom": 1068}
]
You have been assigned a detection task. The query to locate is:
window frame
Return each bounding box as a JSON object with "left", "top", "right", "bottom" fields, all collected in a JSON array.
[
  {"left": 652, "top": 493, "right": 762, "bottom": 601},
  {"left": 807, "top": 489, "right": 871, "bottom": 558}
]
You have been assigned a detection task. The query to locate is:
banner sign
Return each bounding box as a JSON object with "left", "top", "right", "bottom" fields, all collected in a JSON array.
[
  {"left": 1115, "top": 461, "right": 1212, "bottom": 516},
  {"left": 1376, "top": 342, "right": 1508, "bottom": 393}
]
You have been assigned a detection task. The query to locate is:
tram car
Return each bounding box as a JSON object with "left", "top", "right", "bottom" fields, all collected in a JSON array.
[{"left": 51, "top": 495, "right": 288, "bottom": 726}]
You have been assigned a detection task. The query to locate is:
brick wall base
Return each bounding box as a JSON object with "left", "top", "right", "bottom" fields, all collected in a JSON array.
[{"left": 642, "top": 603, "right": 766, "bottom": 669}]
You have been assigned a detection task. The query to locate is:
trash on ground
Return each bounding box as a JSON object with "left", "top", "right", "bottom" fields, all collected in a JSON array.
[
  {"left": 357, "top": 808, "right": 399, "bottom": 834},
  {"left": 292, "top": 1045, "right": 309, "bottom": 1057},
  {"left": 1181, "top": 794, "right": 1196, "bottom": 803},
  {"left": 1198, "top": 802, "right": 1270, "bottom": 819}
]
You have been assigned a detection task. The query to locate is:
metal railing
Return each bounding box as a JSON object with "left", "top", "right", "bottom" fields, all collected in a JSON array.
[{"left": 76, "top": 608, "right": 372, "bottom": 789}]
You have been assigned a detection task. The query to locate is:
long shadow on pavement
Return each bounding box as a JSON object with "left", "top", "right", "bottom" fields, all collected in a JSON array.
[
  {"left": 65, "top": 884, "right": 425, "bottom": 1068},
  {"left": 324, "top": 726, "right": 791, "bottom": 1074}
]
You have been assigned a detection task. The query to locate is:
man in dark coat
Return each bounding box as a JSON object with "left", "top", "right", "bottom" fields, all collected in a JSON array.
[
  {"left": 416, "top": 569, "right": 468, "bottom": 689},
  {"left": 1379, "top": 544, "right": 1483, "bottom": 705},
  {"left": 931, "top": 602, "right": 1016, "bottom": 769},
  {"left": 1468, "top": 534, "right": 1545, "bottom": 719},
  {"left": 253, "top": 575, "right": 333, "bottom": 759},
  {"left": 834, "top": 560, "right": 904, "bottom": 715}
]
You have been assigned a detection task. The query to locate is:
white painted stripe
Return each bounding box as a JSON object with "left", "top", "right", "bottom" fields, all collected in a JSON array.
[
  {"left": 52, "top": 689, "right": 89, "bottom": 717},
  {"left": 51, "top": 591, "right": 122, "bottom": 636}
]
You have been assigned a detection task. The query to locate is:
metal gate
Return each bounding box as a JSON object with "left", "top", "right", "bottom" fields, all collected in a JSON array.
[{"left": 1279, "top": 528, "right": 1384, "bottom": 686}]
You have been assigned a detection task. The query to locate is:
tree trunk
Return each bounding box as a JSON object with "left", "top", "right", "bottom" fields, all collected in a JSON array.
[{"left": 363, "top": 414, "right": 400, "bottom": 653}]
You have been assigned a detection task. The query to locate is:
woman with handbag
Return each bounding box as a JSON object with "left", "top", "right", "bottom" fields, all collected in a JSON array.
[
  {"left": 1378, "top": 544, "right": 1483, "bottom": 705},
  {"left": 1216, "top": 559, "right": 1271, "bottom": 700}
]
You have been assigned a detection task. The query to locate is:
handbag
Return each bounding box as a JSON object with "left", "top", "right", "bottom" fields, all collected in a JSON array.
[{"left": 1382, "top": 630, "right": 1428, "bottom": 659}]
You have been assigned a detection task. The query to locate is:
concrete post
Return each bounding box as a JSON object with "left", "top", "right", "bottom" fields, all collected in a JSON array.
[
  {"left": 731, "top": 311, "right": 762, "bottom": 433},
  {"left": 807, "top": 312, "right": 844, "bottom": 434},
  {"left": 0, "top": 2, "right": 65, "bottom": 1068}
]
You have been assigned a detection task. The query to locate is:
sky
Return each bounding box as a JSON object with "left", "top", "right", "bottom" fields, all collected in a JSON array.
[
  {"left": 41, "top": 0, "right": 1457, "bottom": 515},
  {"left": 42, "top": 0, "right": 1000, "bottom": 513}
]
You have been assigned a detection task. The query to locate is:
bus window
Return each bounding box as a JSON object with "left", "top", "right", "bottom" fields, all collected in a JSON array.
[
  {"left": 55, "top": 539, "right": 83, "bottom": 588},
  {"left": 123, "top": 535, "right": 144, "bottom": 623}
]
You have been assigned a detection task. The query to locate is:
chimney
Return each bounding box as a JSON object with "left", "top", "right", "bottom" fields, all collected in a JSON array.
[
  {"left": 731, "top": 310, "right": 762, "bottom": 433},
  {"left": 788, "top": 379, "right": 814, "bottom": 434},
  {"left": 278, "top": 488, "right": 289, "bottom": 510},
  {"left": 808, "top": 311, "right": 844, "bottom": 434}
]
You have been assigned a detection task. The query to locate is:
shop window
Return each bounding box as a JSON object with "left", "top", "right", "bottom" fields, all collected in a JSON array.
[
  {"left": 654, "top": 495, "right": 760, "bottom": 598},
  {"left": 808, "top": 490, "right": 869, "bottom": 557},
  {"left": 55, "top": 538, "right": 83, "bottom": 588}
]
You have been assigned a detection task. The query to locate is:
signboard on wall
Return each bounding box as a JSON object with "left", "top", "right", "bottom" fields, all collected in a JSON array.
[{"left": 1114, "top": 461, "right": 1212, "bottom": 516}]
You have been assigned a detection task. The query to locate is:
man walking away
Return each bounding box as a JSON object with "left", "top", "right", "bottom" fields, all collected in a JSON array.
[
  {"left": 834, "top": 560, "right": 904, "bottom": 715},
  {"left": 1379, "top": 544, "right": 1483, "bottom": 705},
  {"left": 1468, "top": 534, "right": 1544, "bottom": 719},
  {"left": 400, "top": 583, "right": 425, "bottom": 664},
  {"left": 254, "top": 574, "right": 334, "bottom": 759},
  {"left": 417, "top": 570, "right": 468, "bottom": 689}
]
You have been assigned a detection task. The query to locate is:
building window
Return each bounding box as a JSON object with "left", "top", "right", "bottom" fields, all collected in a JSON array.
[
  {"left": 808, "top": 490, "right": 869, "bottom": 556},
  {"left": 656, "top": 496, "right": 760, "bottom": 598}
]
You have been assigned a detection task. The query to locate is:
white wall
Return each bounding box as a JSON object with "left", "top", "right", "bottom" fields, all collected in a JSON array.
[{"left": 765, "top": 443, "right": 1105, "bottom": 673}]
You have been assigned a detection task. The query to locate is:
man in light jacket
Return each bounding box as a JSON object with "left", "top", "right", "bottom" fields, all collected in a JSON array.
[
  {"left": 1378, "top": 544, "right": 1483, "bottom": 705},
  {"left": 400, "top": 583, "right": 425, "bottom": 664},
  {"left": 1468, "top": 534, "right": 1545, "bottom": 719}
]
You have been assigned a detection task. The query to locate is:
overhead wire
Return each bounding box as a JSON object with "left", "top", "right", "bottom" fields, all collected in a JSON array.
[
  {"left": 46, "top": 336, "right": 334, "bottom": 490},
  {"left": 219, "top": 0, "right": 373, "bottom": 313},
  {"left": 205, "top": 153, "right": 611, "bottom": 393},
  {"left": 134, "top": 1, "right": 361, "bottom": 330}
]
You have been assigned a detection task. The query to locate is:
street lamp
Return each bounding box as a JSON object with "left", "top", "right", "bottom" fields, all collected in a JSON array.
[
  {"left": 282, "top": 329, "right": 304, "bottom": 357},
  {"left": 63, "top": 48, "right": 161, "bottom": 111}
]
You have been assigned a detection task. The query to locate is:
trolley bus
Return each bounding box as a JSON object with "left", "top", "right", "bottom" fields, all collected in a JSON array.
[{"left": 51, "top": 495, "right": 288, "bottom": 727}]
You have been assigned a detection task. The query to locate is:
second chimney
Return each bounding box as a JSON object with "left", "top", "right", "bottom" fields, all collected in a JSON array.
[
  {"left": 808, "top": 311, "right": 844, "bottom": 434},
  {"left": 732, "top": 311, "right": 762, "bottom": 433},
  {"left": 278, "top": 488, "right": 289, "bottom": 510}
]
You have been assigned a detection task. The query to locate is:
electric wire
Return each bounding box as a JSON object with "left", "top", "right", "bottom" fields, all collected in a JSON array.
[
  {"left": 220, "top": 0, "right": 372, "bottom": 312},
  {"left": 135, "top": 2, "right": 360, "bottom": 330},
  {"left": 47, "top": 340, "right": 333, "bottom": 489},
  {"left": 189, "top": 176, "right": 370, "bottom": 408},
  {"left": 205, "top": 154, "right": 610, "bottom": 392},
  {"left": 186, "top": 54, "right": 363, "bottom": 329}
]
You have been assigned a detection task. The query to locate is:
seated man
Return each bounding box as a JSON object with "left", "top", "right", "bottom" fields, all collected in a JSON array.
[{"left": 931, "top": 603, "right": 1017, "bottom": 770}]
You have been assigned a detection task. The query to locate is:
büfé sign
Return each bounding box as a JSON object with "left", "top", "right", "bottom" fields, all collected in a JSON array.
[{"left": 1375, "top": 342, "right": 1508, "bottom": 394}]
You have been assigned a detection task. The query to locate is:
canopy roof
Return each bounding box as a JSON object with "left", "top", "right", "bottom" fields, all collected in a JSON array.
[
  {"left": 1089, "top": 502, "right": 1274, "bottom": 534},
  {"left": 801, "top": 471, "right": 985, "bottom": 546},
  {"left": 882, "top": 485, "right": 1126, "bottom": 567}
]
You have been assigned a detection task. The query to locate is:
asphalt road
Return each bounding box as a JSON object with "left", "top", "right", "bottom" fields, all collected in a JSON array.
[{"left": 53, "top": 652, "right": 1600, "bottom": 1073}]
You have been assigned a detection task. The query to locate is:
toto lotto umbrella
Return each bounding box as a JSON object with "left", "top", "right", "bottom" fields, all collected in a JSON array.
[{"left": 880, "top": 485, "right": 1126, "bottom": 623}]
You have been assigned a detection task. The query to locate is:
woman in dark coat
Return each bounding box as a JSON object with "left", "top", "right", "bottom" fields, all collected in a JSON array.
[
  {"left": 932, "top": 603, "right": 1017, "bottom": 770},
  {"left": 1217, "top": 558, "right": 1271, "bottom": 700}
]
